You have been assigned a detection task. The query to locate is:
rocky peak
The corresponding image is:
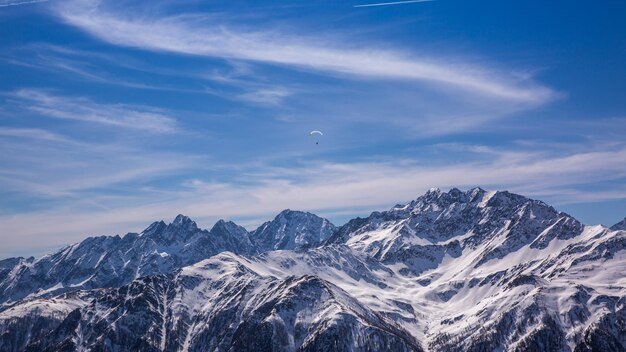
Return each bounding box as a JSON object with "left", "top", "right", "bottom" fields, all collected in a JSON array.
[
  {"left": 141, "top": 220, "right": 167, "bottom": 236},
  {"left": 170, "top": 214, "right": 198, "bottom": 231},
  {"left": 331, "top": 188, "right": 581, "bottom": 264},
  {"left": 251, "top": 209, "right": 336, "bottom": 251},
  {"left": 275, "top": 209, "right": 311, "bottom": 220},
  {"left": 484, "top": 190, "right": 529, "bottom": 208},
  {"left": 139, "top": 215, "right": 200, "bottom": 245},
  {"left": 210, "top": 219, "right": 249, "bottom": 238}
]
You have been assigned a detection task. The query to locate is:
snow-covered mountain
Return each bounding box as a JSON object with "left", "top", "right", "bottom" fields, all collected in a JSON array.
[
  {"left": 329, "top": 187, "right": 584, "bottom": 274},
  {"left": 0, "top": 215, "right": 256, "bottom": 309},
  {"left": 250, "top": 210, "right": 337, "bottom": 251},
  {"left": 0, "top": 211, "right": 337, "bottom": 311},
  {"left": 1, "top": 188, "right": 625, "bottom": 352},
  {"left": 0, "top": 250, "right": 421, "bottom": 352}
]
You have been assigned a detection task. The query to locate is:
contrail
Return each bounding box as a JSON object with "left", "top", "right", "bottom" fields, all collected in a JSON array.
[
  {"left": 0, "top": 0, "right": 48, "bottom": 7},
  {"left": 354, "top": 0, "right": 434, "bottom": 8}
]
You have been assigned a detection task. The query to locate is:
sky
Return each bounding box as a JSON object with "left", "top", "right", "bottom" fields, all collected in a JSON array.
[{"left": 0, "top": 0, "right": 625, "bottom": 258}]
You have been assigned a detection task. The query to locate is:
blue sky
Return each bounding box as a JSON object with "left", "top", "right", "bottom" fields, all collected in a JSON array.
[{"left": 1, "top": 0, "right": 625, "bottom": 258}]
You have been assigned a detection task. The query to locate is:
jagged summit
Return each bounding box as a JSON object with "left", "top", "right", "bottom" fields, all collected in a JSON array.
[
  {"left": 413, "top": 187, "right": 528, "bottom": 209},
  {"left": 141, "top": 220, "right": 166, "bottom": 235},
  {"left": 139, "top": 214, "right": 200, "bottom": 245},
  {"left": 0, "top": 214, "right": 254, "bottom": 307},
  {"left": 329, "top": 187, "right": 582, "bottom": 272},
  {"left": 210, "top": 219, "right": 246, "bottom": 234},
  {"left": 387, "top": 187, "right": 527, "bottom": 216},
  {"left": 171, "top": 213, "right": 197, "bottom": 228},
  {"left": 275, "top": 209, "right": 322, "bottom": 220},
  {"left": 141, "top": 214, "right": 197, "bottom": 239},
  {"left": 250, "top": 209, "right": 336, "bottom": 251}
]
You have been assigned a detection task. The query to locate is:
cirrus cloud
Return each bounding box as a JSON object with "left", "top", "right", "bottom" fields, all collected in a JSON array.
[{"left": 53, "top": 0, "right": 555, "bottom": 105}]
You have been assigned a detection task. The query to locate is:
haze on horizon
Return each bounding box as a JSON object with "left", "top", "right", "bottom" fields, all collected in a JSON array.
[{"left": 0, "top": 0, "right": 625, "bottom": 258}]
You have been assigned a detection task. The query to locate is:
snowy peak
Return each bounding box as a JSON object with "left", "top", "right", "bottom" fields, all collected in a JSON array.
[
  {"left": 355, "top": 187, "right": 568, "bottom": 243},
  {"left": 611, "top": 217, "right": 626, "bottom": 231},
  {"left": 251, "top": 209, "right": 337, "bottom": 251},
  {"left": 171, "top": 214, "right": 198, "bottom": 230},
  {"left": 414, "top": 187, "right": 483, "bottom": 207},
  {"left": 206, "top": 219, "right": 256, "bottom": 255},
  {"left": 141, "top": 220, "right": 167, "bottom": 236},
  {"left": 331, "top": 188, "right": 582, "bottom": 269},
  {"left": 408, "top": 187, "right": 527, "bottom": 215},
  {"left": 164, "top": 214, "right": 199, "bottom": 236},
  {"left": 210, "top": 219, "right": 248, "bottom": 237},
  {"left": 0, "top": 215, "right": 254, "bottom": 308},
  {"left": 140, "top": 214, "right": 200, "bottom": 245}
]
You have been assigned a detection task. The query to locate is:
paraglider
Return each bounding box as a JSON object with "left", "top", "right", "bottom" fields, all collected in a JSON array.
[{"left": 310, "top": 130, "right": 323, "bottom": 145}]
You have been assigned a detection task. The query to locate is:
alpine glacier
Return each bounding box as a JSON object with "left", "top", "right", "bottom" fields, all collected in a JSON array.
[{"left": 0, "top": 188, "right": 625, "bottom": 352}]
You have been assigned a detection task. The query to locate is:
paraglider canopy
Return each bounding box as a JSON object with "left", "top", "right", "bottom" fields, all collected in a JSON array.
[{"left": 309, "top": 130, "right": 323, "bottom": 144}]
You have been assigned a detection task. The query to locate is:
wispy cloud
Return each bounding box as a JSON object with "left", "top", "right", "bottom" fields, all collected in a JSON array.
[
  {"left": 237, "top": 87, "right": 293, "bottom": 106},
  {"left": 9, "top": 89, "right": 178, "bottom": 133},
  {"left": 0, "top": 138, "right": 202, "bottom": 198},
  {"left": 0, "top": 55, "right": 205, "bottom": 94},
  {"left": 0, "top": 91, "right": 195, "bottom": 209},
  {"left": 3, "top": 0, "right": 620, "bottom": 261},
  {"left": 354, "top": 0, "right": 434, "bottom": 8},
  {"left": 52, "top": 0, "right": 555, "bottom": 105},
  {"left": 0, "top": 127, "right": 77, "bottom": 144},
  {"left": 2, "top": 45, "right": 297, "bottom": 106},
  {"left": 0, "top": 0, "right": 47, "bottom": 8},
  {"left": 2, "top": 141, "right": 625, "bottom": 258}
]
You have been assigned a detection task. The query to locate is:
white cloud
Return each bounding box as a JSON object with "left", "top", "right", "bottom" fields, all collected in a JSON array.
[
  {"left": 0, "top": 0, "right": 47, "bottom": 8},
  {"left": 10, "top": 89, "right": 178, "bottom": 133},
  {"left": 2, "top": 142, "right": 625, "bottom": 258},
  {"left": 237, "top": 87, "right": 293, "bottom": 106},
  {"left": 0, "top": 4, "right": 560, "bottom": 136},
  {"left": 2, "top": 0, "right": 617, "bottom": 260},
  {"left": 0, "top": 45, "right": 213, "bottom": 94},
  {"left": 0, "top": 127, "right": 76, "bottom": 143},
  {"left": 53, "top": 0, "right": 555, "bottom": 105},
  {"left": 0, "top": 90, "right": 202, "bottom": 206},
  {"left": 0, "top": 143, "right": 200, "bottom": 198},
  {"left": 354, "top": 0, "right": 434, "bottom": 8}
]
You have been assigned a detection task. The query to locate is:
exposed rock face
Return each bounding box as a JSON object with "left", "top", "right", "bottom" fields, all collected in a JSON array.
[{"left": 251, "top": 210, "right": 337, "bottom": 251}]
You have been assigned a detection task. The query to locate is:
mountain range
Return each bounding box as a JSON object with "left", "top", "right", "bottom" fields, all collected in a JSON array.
[{"left": 0, "top": 187, "right": 625, "bottom": 352}]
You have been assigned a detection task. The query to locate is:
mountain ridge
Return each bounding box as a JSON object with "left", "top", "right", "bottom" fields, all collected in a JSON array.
[
  {"left": 1, "top": 187, "right": 625, "bottom": 351},
  {"left": 0, "top": 210, "right": 336, "bottom": 310}
]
